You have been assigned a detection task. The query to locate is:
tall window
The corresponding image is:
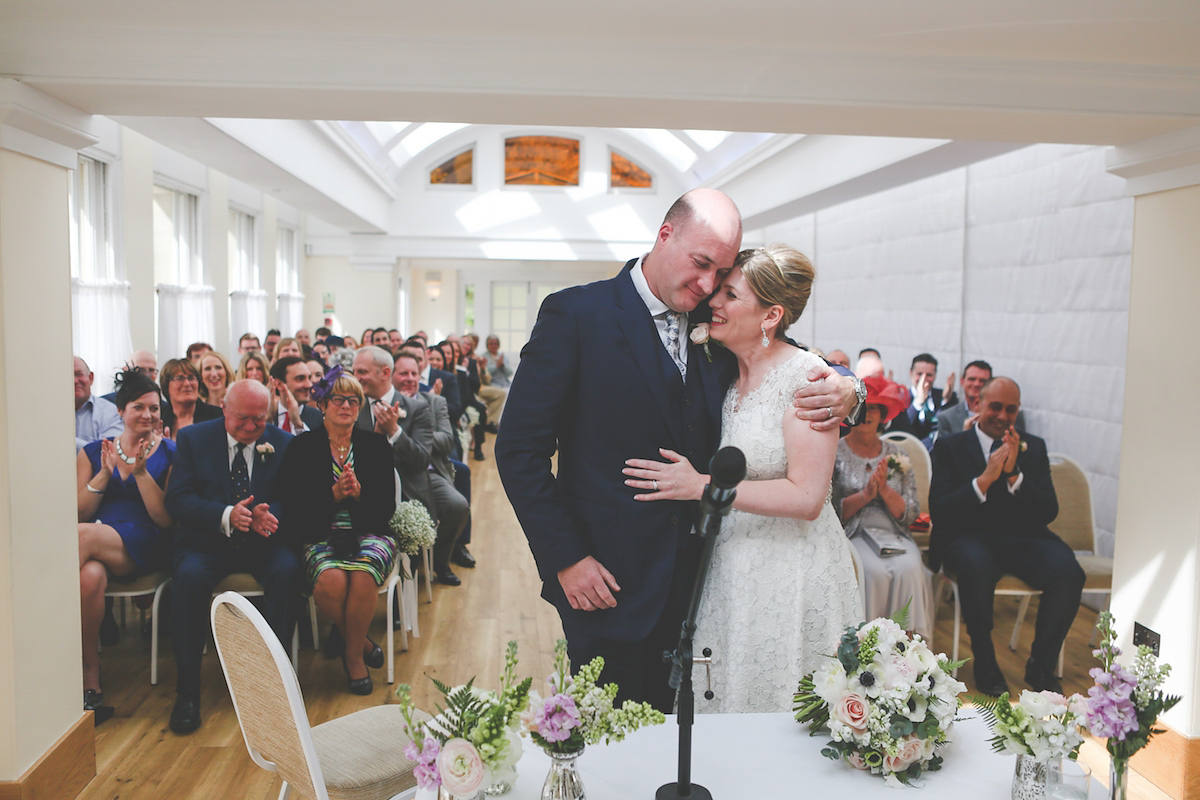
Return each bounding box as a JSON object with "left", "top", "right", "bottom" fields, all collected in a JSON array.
[
  {"left": 228, "top": 208, "right": 266, "bottom": 352},
  {"left": 276, "top": 226, "right": 305, "bottom": 338},
  {"left": 504, "top": 136, "right": 580, "bottom": 186},
  {"left": 154, "top": 184, "right": 213, "bottom": 361},
  {"left": 70, "top": 156, "right": 130, "bottom": 392}
]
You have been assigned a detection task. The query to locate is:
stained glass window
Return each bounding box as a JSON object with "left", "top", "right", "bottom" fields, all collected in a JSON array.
[
  {"left": 431, "top": 149, "right": 473, "bottom": 184},
  {"left": 504, "top": 136, "right": 579, "bottom": 185}
]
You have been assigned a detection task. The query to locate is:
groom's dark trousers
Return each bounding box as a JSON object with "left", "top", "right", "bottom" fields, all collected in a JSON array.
[{"left": 497, "top": 261, "right": 734, "bottom": 711}]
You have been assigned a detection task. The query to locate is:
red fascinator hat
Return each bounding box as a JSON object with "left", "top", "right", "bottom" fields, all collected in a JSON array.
[{"left": 861, "top": 374, "right": 908, "bottom": 425}]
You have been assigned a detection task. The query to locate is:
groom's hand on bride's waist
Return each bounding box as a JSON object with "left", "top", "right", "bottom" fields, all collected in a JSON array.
[
  {"left": 793, "top": 364, "right": 859, "bottom": 431},
  {"left": 558, "top": 556, "right": 621, "bottom": 611}
]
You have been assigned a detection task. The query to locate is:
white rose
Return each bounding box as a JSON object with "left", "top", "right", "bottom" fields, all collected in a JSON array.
[
  {"left": 689, "top": 323, "right": 710, "bottom": 345},
  {"left": 1018, "top": 690, "right": 1062, "bottom": 719}
]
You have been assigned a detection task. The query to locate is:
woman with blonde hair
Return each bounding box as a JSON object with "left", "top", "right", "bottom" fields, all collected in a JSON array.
[
  {"left": 623, "top": 243, "right": 862, "bottom": 713},
  {"left": 273, "top": 337, "right": 303, "bottom": 362},
  {"left": 236, "top": 350, "right": 270, "bottom": 385},
  {"left": 198, "top": 350, "right": 234, "bottom": 407}
]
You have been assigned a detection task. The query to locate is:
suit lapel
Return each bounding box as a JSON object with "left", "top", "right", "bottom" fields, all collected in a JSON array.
[
  {"left": 689, "top": 337, "right": 728, "bottom": 430},
  {"left": 961, "top": 429, "right": 987, "bottom": 477},
  {"left": 613, "top": 269, "right": 685, "bottom": 444}
]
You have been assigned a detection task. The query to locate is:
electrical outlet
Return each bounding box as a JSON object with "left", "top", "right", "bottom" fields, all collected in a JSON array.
[{"left": 1133, "top": 622, "right": 1160, "bottom": 657}]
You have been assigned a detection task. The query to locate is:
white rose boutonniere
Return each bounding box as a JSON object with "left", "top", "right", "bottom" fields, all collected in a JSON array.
[
  {"left": 256, "top": 442, "right": 275, "bottom": 455},
  {"left": 689, "top": 322, "right": 712, "bottom": 362},
  {"left": 398, "top": 407, "right": 407, "bottom": 419}
]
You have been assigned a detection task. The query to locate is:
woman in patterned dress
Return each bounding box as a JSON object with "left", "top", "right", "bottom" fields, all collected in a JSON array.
[{"left": 278, "top": 368, "right": 396, "bottom": 694}]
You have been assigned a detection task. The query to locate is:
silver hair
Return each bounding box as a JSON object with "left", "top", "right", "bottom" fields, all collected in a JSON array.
[{"left": 356, "top": 344, "right": 393, "bottom": 370}]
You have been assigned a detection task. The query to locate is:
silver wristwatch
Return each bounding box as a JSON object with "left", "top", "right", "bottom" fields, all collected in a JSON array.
[{"left": 850, "top": 376, "right": 867, "bottom": 423}]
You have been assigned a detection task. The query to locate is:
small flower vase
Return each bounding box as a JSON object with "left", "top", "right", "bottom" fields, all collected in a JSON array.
[
  {"left": 484, "top": 729, "right": 524, "bottom": 796},
  {"left": 1109, "top": 756, "right": 1129, "bottom": 800},
  {"left": 437, "top": 788, "right": 481, "bottom": 800},
  {"left": 541, "top": 745, "right": 586, "bottom": 800},
  {"left": 1012, "top": 754, "right": 1049, "bottom": 800}
]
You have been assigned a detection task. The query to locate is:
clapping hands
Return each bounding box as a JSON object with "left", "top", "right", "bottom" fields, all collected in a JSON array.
[
  {"left": 332, "top": 466, "right": 361, "bottom": 502},
  {"left": 373, "top": 401, "right": 402, "bottom": 437}
]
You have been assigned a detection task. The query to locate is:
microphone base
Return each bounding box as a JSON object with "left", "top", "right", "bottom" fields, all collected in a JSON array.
[{"left": 656, "top": 782, "right": 713, "bottom": 800}]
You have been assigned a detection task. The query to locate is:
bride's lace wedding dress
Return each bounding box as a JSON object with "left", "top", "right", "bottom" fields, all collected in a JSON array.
[{"left": 695, "top": 348, "right": 864, "bottom": 714}]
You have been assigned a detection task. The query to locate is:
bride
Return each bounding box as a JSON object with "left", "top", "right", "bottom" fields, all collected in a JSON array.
[{"left": 623, "top": 244, "right": 864, "bottom": 713}]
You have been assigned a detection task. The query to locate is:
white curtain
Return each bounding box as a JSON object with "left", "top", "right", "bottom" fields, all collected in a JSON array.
[
  {"left": 72, "top": 278, "right": 133, "bottom": 393},
  {"left": 229, "top": 289, "right": 269, "bottom": 355},
  {"left": 276, "top": 292, "right": 306, "bottom": 339},
  {"left": 157, "top": 284, "right": 215, "bottom": 363}
]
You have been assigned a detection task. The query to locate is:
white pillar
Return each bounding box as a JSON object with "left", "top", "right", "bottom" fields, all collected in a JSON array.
[{"left": 0, "top": 79, "right": 97, "bottom": 787}]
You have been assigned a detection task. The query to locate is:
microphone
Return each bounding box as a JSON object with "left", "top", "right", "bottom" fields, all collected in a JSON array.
[{"left": 695, "top": 446, "right": 746, "bottom": 538}]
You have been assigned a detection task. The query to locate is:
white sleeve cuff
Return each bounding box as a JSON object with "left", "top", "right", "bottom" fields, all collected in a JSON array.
[
  {"left": 221, "top": 505, "right": 234, "bottom": 537},
  {"left": 972, "top": 478, "right": 987, "bottom": 503},
  {"left": 1008, "top": 472, "right": 1024, "bottom": 494}
]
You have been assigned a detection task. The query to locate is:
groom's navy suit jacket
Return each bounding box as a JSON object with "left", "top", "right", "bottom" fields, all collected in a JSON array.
[
  {"left": 167, "top": 418, "right": 294, "bottom": 553},
  {"left": 497, "top": 261, "right": 736, "bottom": 641}
]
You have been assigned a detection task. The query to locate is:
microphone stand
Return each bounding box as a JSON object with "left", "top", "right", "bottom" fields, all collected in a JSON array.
[{"left": 656, "top": 489, "right": 735, "bottom": 800}]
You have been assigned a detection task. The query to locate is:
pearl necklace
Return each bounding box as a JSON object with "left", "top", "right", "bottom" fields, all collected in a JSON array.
[{"left": 115, "top": 436, "right": 153, "bottom": 465}]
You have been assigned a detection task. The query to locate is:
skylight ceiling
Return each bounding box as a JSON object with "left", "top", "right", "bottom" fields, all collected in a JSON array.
[{"left": 338, "top": 121, "right": 777, "bottom": 186}]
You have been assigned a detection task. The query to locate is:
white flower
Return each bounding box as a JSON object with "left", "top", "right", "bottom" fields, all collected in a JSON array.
[
  {"left": 813, "top": 662, "right": 849, "bottom": 703},
  {"left": 1018, "top": 690, "right": 1064, "bottom": 719},
  {"left": 689, "top": 323, "right": 710, "bottom": 345},
  {"left": 256, "top": 442, "right": 275, "bottom": 454},
  {"left": 398, "top": 407, "right": 408, "bottom": 419}
]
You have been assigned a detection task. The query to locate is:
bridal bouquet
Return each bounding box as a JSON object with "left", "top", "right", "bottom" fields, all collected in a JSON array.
[
  {"left": 1081, "top": 611, "right": 1181, "bottom": 798},
  {"left": 976, "top": 690, "right": 1087, "bottom": 762},
  {"left": 395, "top": 641, "right": 533, "bottom": 798},
  {"left": 794, "top": 608, "right": 967, "bottom": 787},
  {"left": 524, "top": 639, "right": 665, "bottom": 754}
]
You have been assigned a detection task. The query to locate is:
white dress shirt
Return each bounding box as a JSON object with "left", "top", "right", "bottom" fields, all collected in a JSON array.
[
  {"left": 220, "top": 433, "right": 257, "bottom": 536},
  {"left": 630, "top": 254, "right": 688, "bottom": 372},
  {"left": 971, "top": 424, "right": 1025, "bottom": 502},
  {"left": 369, "top": 387, "right": 405, "bottom": 445}
]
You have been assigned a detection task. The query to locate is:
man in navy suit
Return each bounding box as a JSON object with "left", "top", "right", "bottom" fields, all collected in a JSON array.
[
  {"left": 888, "top": 353, "right": 956, "bottom": 449},
  {"left": 268, "top": 355, "right": 323, "bottom": 432},
  {"left": 929, "top": 377, "right": 1084, "bottom": 696},
  {"left": 165, "top": 380, "right": 302, "bottom": 733},
  {"left": 496, "top": 189, "right": 860, "bottom": 710},
  {"left": 400, "top": 340, "right": 463, "bottom": 426}
]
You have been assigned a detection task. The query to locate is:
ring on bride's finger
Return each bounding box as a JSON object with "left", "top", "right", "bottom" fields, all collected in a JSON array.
[
  {"left": 826, "top": 406, "right": 832, "bottom": 419},
  {"left": 652, "top": 480, "right": 658, "bottom": 492}
]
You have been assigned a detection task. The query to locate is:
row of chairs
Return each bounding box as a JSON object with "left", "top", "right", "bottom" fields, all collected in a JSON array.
[{"left": 879, "top": 431, "right": 1114, "bottom": 674}]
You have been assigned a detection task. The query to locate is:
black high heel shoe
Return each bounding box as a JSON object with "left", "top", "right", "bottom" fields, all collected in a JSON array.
[
  {"left": 84, "top": 689, "right": 114, "bottom": 725},
  {"left": 342, "top": 656, "right": 373, "bottom": 695},
  {"left": 363, "top": 638, "right": 384, "bottom": 670}
]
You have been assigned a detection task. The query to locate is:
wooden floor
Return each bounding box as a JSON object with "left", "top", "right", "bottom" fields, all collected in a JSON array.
[{"left": 80, "top": 438, "right": 1122, "bottom": 800}]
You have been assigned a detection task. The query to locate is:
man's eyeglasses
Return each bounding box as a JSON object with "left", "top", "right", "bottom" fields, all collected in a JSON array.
[{"left": 328, "top": 395, "right": 363, "bottom": 408}]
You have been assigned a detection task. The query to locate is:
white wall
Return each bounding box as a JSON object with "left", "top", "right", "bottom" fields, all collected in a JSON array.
[
  {"left": 302, "top": 255, "right": 397, "bottom": 338},
  {"left": 757, "top": 144, "right": 1132, "bottom": 556}
]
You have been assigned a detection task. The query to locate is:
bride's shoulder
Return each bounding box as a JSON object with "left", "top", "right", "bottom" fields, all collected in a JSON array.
[{"left": 774, "top": 347, "right": 826, "bottom": 384}]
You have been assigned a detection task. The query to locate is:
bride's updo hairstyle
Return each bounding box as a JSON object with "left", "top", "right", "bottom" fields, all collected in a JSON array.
[{"left": 735, "top": 243, "right": 815, "bottom": 339}]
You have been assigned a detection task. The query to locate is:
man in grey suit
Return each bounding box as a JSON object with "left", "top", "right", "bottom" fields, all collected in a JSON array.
[
  {"left": 353, "top": 346, "right": 469, "bottom": 585},
  {"left": 938, "top": 360, "right": 1026, "bottom": 439}
]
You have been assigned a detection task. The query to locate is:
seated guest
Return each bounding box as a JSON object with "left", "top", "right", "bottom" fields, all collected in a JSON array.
[
  {"left": 480, "top": 334, "right": 514, "bottom": 389},
  {"left": 236, "top": 350, "right": 270, "bottom": 384},
  {"left": 832, "top": 375, "right": 933, "bottom": 640},
  {"left": 186, "top": 342, "right": 212, "bottom": 364},
  {"left": 388, "top": 329, "right": 404, "bottom": 352},
  {"left": 164, "top": 380, "right": 301, "bottom": 733},
  {"left": 77, "top": 368, "right": 175, "bottom": 722},
  {"left": 237, "top": 333, "right": 261, "bottom": 356},
  {"left": 307, "top": 356, "right": 327, "bottom": 383},
  {"left": 360, "top": 328, "right": 375, "bottom": 349},
  {"left": 341, "top": 335, "right": 358, "bottom": 350},
  {"left": 314, "top": 326, "right": 332, "bottom": 343},
  {"left": 372, "top": 328, "right": 391, "bottom": 349},
  {"left": 159, "top": 358, "right": 222, "bottom": 438},
  {"left": 312, "top": 341, "right": 331, "bottom": 363},
  {"left": 273, "top": 337, "right": 303, "bottom": 362},
  {"left": 295, "top": 328, "right": 312, "bottom": 350},
  {"left": 854, "top": 351, "right": 885, "bottom": 379},
  {"left": 198, "top": 351, "right": 234, "bottom": 408},
  {"left": 101, "top": 350, "right": 159, "bottom": 403},
  {"left": 826, "top": 349, "right": 850, "bottom": 368},
  {"left": 394, "top": 352, "right": 475, "bottom": 571},
  {"left": 355, "top": 347, "right": 468, "bottom": 586},
  {"left": 929, "top": 377, "right": 1084, "bottom": 696},
  {"left": 263, "top": 329, "right": 281, "bottom": 362},
  {"left": 75, "top": 356, "right": 123, "bottom": 450},
  {"left": 939, "top": 360, "right": 1027, "bottom": 438},
  {"left": 888, "top": 353, "right": 957, "bottom": 450},
  {"left": 278, "top": 369, "right": 395, "bottom": 693},
  {"left": 400, "top": 340, "right": 462, "bottom": 426},
  {"left": 268, "top": 355, "right": 322, "bottom": 432}
]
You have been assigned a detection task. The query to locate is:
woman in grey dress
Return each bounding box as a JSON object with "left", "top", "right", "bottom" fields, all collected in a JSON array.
[{"left": 831, "top": 374, "right": 934, "bottom": 640}]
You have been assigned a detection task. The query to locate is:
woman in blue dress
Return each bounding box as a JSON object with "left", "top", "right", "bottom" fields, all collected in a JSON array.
[{"left": 77, "top": 368, "right": 175, "bottom": 721}]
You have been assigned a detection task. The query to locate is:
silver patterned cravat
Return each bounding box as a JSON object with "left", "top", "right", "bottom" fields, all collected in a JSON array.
[{"left": 664, "top": 311, "right": 686, "bottom": 379}]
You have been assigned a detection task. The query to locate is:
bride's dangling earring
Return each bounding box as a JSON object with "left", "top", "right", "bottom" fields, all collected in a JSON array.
[{"left": 761, "top": 326, "right": 770, "bottom": 348}]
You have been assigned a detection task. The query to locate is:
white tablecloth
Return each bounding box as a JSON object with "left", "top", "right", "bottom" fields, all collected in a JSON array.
[{"left": 498, "top": 710, "right": 1106, "bottom": 799}]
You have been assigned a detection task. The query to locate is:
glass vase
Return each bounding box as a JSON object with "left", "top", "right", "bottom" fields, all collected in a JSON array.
[
  {"left": 485, "top": 729, "right": 524, "bottom": 796},
  {"left": 1108, "top": 756, "right": 1129, "bottom": 800},
  {"left": 1011, "top": 754, "right": 1049, "bottom": 800},
  {"left": 541, "top": 745, "right": 586, "bottom": 800},
  {"left": 438, "top": 787, "right": 481, "bottom": 800}
]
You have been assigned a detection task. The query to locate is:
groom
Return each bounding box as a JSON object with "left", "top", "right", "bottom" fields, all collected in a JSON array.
[{"left": 496, "top": 189, "right": 860, "bottom": 711}]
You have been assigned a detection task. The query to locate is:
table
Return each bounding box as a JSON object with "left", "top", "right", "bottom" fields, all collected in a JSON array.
[{"left": 497, "top": 710, "right": 1107, "bottom": 799}]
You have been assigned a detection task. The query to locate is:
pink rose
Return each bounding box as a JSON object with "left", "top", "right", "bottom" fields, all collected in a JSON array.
[
  {"left": 833, "top": 692, "right": 869, "bottom": 733},
  {"left": 437, "top": 738, "right": 485, "bottom": 797},
  {"left": 846, "top": 751, "right": 869, "bottom": 770},
  {"left": 883, "top": 736, "right": 925, "bottom": 773}
]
